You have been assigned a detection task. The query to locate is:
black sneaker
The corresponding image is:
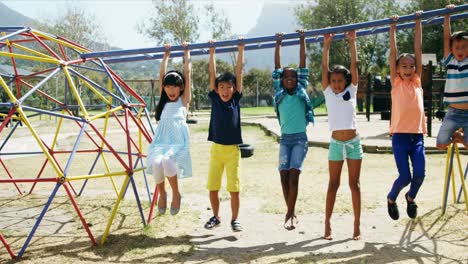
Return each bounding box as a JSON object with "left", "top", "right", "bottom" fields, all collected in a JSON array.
[
  {"left": 204, "top": 216, "right": 221, "bottom": 229},
  {"left": 387, "top": 200, "right": 399, "bottom": 220},
  {"left": 405, "top": 194, "right": 418, "bottom": 219}
]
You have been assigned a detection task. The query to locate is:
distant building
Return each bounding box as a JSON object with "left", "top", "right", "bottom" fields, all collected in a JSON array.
[{"left": 422, "top": 53, "right": 437, "bottom": 66}]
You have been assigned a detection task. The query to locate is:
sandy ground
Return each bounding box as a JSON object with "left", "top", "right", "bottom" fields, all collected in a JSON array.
[{"left": 0, "top": 119, "right": 467, "bottom": 263}]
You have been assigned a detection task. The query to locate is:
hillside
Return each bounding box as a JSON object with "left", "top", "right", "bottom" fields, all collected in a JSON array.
[
  {"left": 0, "top": 2, "right": 34, "bottom": 26},
  {"left": 244, "top": 3, "right": 300, "bottom": 69},
  {"left": 0, "top": 2, "right": 157, "bottom": 79}
]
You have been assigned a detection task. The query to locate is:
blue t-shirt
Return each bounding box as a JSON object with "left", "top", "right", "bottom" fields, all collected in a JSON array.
[
  {"left": 208, "top": 90, "right": 243, "bottom": 145},
  {"left": 277, "top": 93, "right": 307, "bottom": 134},
  {"left": 272, "top": 67, "right": 314, "bottom": 129}
]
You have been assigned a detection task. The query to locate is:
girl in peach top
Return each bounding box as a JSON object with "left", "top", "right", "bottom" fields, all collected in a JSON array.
[{"left": 387, "top": 12, "right": 426, "bottom": 221}]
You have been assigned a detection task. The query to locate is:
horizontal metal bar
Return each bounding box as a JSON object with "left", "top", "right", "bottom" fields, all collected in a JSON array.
[
  {"left": 0, "top": 27, "right": 28, "bottom": 32},
  {"left": 102, "top": 149, "right": 143, "bottom": 156},
  {"left": 103, "top": 12, "right": 468, "bottom": 64},
  {"left": 0, "top": 178, "right": 57, "bottom": 183},
  {"left": 0, "top": 28, "right": 30, "bottom": 42},
  {"left": 21, "top": 105, "right": 85, "bottom": 122},
  {"left": 0, "top": 151, "right": 44, "bottom": 155},
  {"left": 83, "top": 5, "right": 468, "bottom": 59},
  {"left": 70, "top": 64, "right": 106, "bottom": 72}
]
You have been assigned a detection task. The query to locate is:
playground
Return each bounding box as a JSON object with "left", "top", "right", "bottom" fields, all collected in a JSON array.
[
  {"left": 0, "top": 3, "right": 467, "bottom": 263},
  {"left": 0, "top": 118, "right": 467, "bottom": 263}
]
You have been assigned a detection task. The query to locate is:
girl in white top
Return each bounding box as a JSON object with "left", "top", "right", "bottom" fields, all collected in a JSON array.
[{"left": 321, "top": 30, "right": 363, "bottom": 240}]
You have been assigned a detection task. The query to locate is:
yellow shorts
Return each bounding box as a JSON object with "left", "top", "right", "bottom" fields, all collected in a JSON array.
[{"left": 207, "top": 143, "right": 240, "bottom": 192}]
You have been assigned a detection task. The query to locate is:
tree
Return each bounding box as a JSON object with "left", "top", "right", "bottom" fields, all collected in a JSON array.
[
  {"left": 32, "top": 4, "right": 107, "bottom": 111},
  {"left": 243, "top": 68, "right": 272, "bottom": 96},
  {"left": 205, "top": 2, "right": 232, "bottom": 41},
  {"left": 139, "top": 0, "right": 237, "bottom": 110},
  {"left": 402, "top": 0, "right": 468, "bottom": 67},
  {"left": 295, "top": 0, "right": 401, "bottom": 86},
  {"left": 138, "top": 0, "right": 199, "bottom": 45},
  {"left": 35, "top": 4, "right": 106, "bottom": 51},
  {"left": 204, "top": 2, "right": 239, "bottom": 69},
  {"left": 242, "top": 68, "right": 274, "bottom": 106}
]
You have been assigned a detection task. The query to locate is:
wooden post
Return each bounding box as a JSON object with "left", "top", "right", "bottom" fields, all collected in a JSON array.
[
  {"left": 366, "top": 73, "right": 371, "bottom": 122},
  {"left": 422, "top": 61, "right": 433, "bottom": 137}
]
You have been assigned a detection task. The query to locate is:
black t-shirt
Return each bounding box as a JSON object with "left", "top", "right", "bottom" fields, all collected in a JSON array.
[{"left": 208, "top": 90, "right": 243, "bottom": 145}]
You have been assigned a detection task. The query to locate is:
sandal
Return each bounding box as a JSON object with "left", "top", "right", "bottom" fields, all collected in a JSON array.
[
  {"left": 158, "top": 192, "right": 167, "bottom": 214},
  {"left": 231, "top": 220, "right": 243, "bottom": 232},
  {"left": 170, "top": 195, "right": 182, "bottom": 215},
  {"left": 204, "top": 216, "right": 221, "bottom": 229}
]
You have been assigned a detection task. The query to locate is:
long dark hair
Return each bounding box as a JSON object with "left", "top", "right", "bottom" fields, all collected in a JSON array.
[{"left": 155, "top": 70, "right": 185, "bottom": 121}]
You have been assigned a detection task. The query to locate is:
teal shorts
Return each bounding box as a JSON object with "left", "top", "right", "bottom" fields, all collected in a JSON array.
[{"left": 329, "top": 137, "right": 363, "bottom": 161}]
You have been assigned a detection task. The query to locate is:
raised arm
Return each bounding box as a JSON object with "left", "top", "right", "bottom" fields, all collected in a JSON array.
[
  {"left": 347, "top": 30, "right": 358, "bottom": 86},
  {"left": 236, "top": 37, "right": 245, "bottom": 94},
  {"left": 389, "top": 15, "right": 398, "bottom": 83},
  {"left": 415, "top": 11, "right": 422, "bottom": 77},
  {"left": 209, "top": 40, "right": 216, "bottom": 91},
  {"left": 298, "top": 29, "right": 306, "bottom": 68},
  {"left": 321, "top": 33, "right": 333, "bottom": 89},
  {"left": 444, "top": 5, "right": 455, "bottom": 59},
  {"left": 275, "top": 33, "right": 283, "bottom": 69},
  {"left": 159, "top": 43, "right": 171, "bottom": 96},
  {"left": 182, "top": 42, "right": 191, "bottom": 106}
]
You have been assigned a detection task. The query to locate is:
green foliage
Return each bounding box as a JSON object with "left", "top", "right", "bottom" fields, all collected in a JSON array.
[
  {"left": 34, "top": 5, "right": 106, "bottom": 52},
  {"left": 138, "top": 0, "right": 200, "bottom": 44},
  {"left": 138, "top": 0, "right": 237, "bottom": 110},
  {"left": 402, "top": 0, "right": 468, "bottom": 64},
  {"left": 205, "top": 2, "right": 233, "bottom": 41},
  {"left": 295, "top": 0, "right": 402, "bottom": 85},
  {"left": 243, "top": 68, "right": 273, "bottom": 96}
]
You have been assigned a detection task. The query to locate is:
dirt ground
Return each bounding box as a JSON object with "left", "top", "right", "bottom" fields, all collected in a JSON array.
[{"left": 0, "top": 119, "right": 467, "bottom": 263}]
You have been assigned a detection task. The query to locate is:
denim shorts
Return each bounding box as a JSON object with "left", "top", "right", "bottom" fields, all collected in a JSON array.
[
  {"left": 329, "top": 136, "right": 363, "bottom": 161},
  {"left": 436, "top": 107, "right": 468, "bottom": 145},
  {"left": 278, "top": 132, "right": 308, "bottom": 171}
]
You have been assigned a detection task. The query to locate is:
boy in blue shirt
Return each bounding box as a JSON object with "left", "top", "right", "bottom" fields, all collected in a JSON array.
[{"left": 204, "top": 39, "right": 245, "bottom": 232}]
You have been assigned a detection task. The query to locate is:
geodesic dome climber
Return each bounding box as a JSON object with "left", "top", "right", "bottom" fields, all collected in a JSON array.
[{"left": 0, "top": 27, "right": 156, "bottom": 259}]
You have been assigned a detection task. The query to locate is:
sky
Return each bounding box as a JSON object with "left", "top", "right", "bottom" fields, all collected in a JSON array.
[{"left": 2, "top": 0, "right": 271, "bottom": 49}]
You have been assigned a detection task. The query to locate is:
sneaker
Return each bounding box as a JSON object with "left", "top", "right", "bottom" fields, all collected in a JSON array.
[
  {"left": 387, "top": 200, "right": 399, "bottom": 220},
  {"left": 405, "top": 193, "right": 418, "bottom": 219},
  {"left": 231, "top": 219, "right": 243, "bottom": 232},
  {"left": 204, "top": 216, "right": 221, "bottom": 229}
]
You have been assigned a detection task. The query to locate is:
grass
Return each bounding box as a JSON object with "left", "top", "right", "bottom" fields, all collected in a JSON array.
[
  {"left": 195, "top": 105, "right": 328, "bottom": 117},
  {"left": 240, "top": 106, "right": 274, "bottom": 116}
]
